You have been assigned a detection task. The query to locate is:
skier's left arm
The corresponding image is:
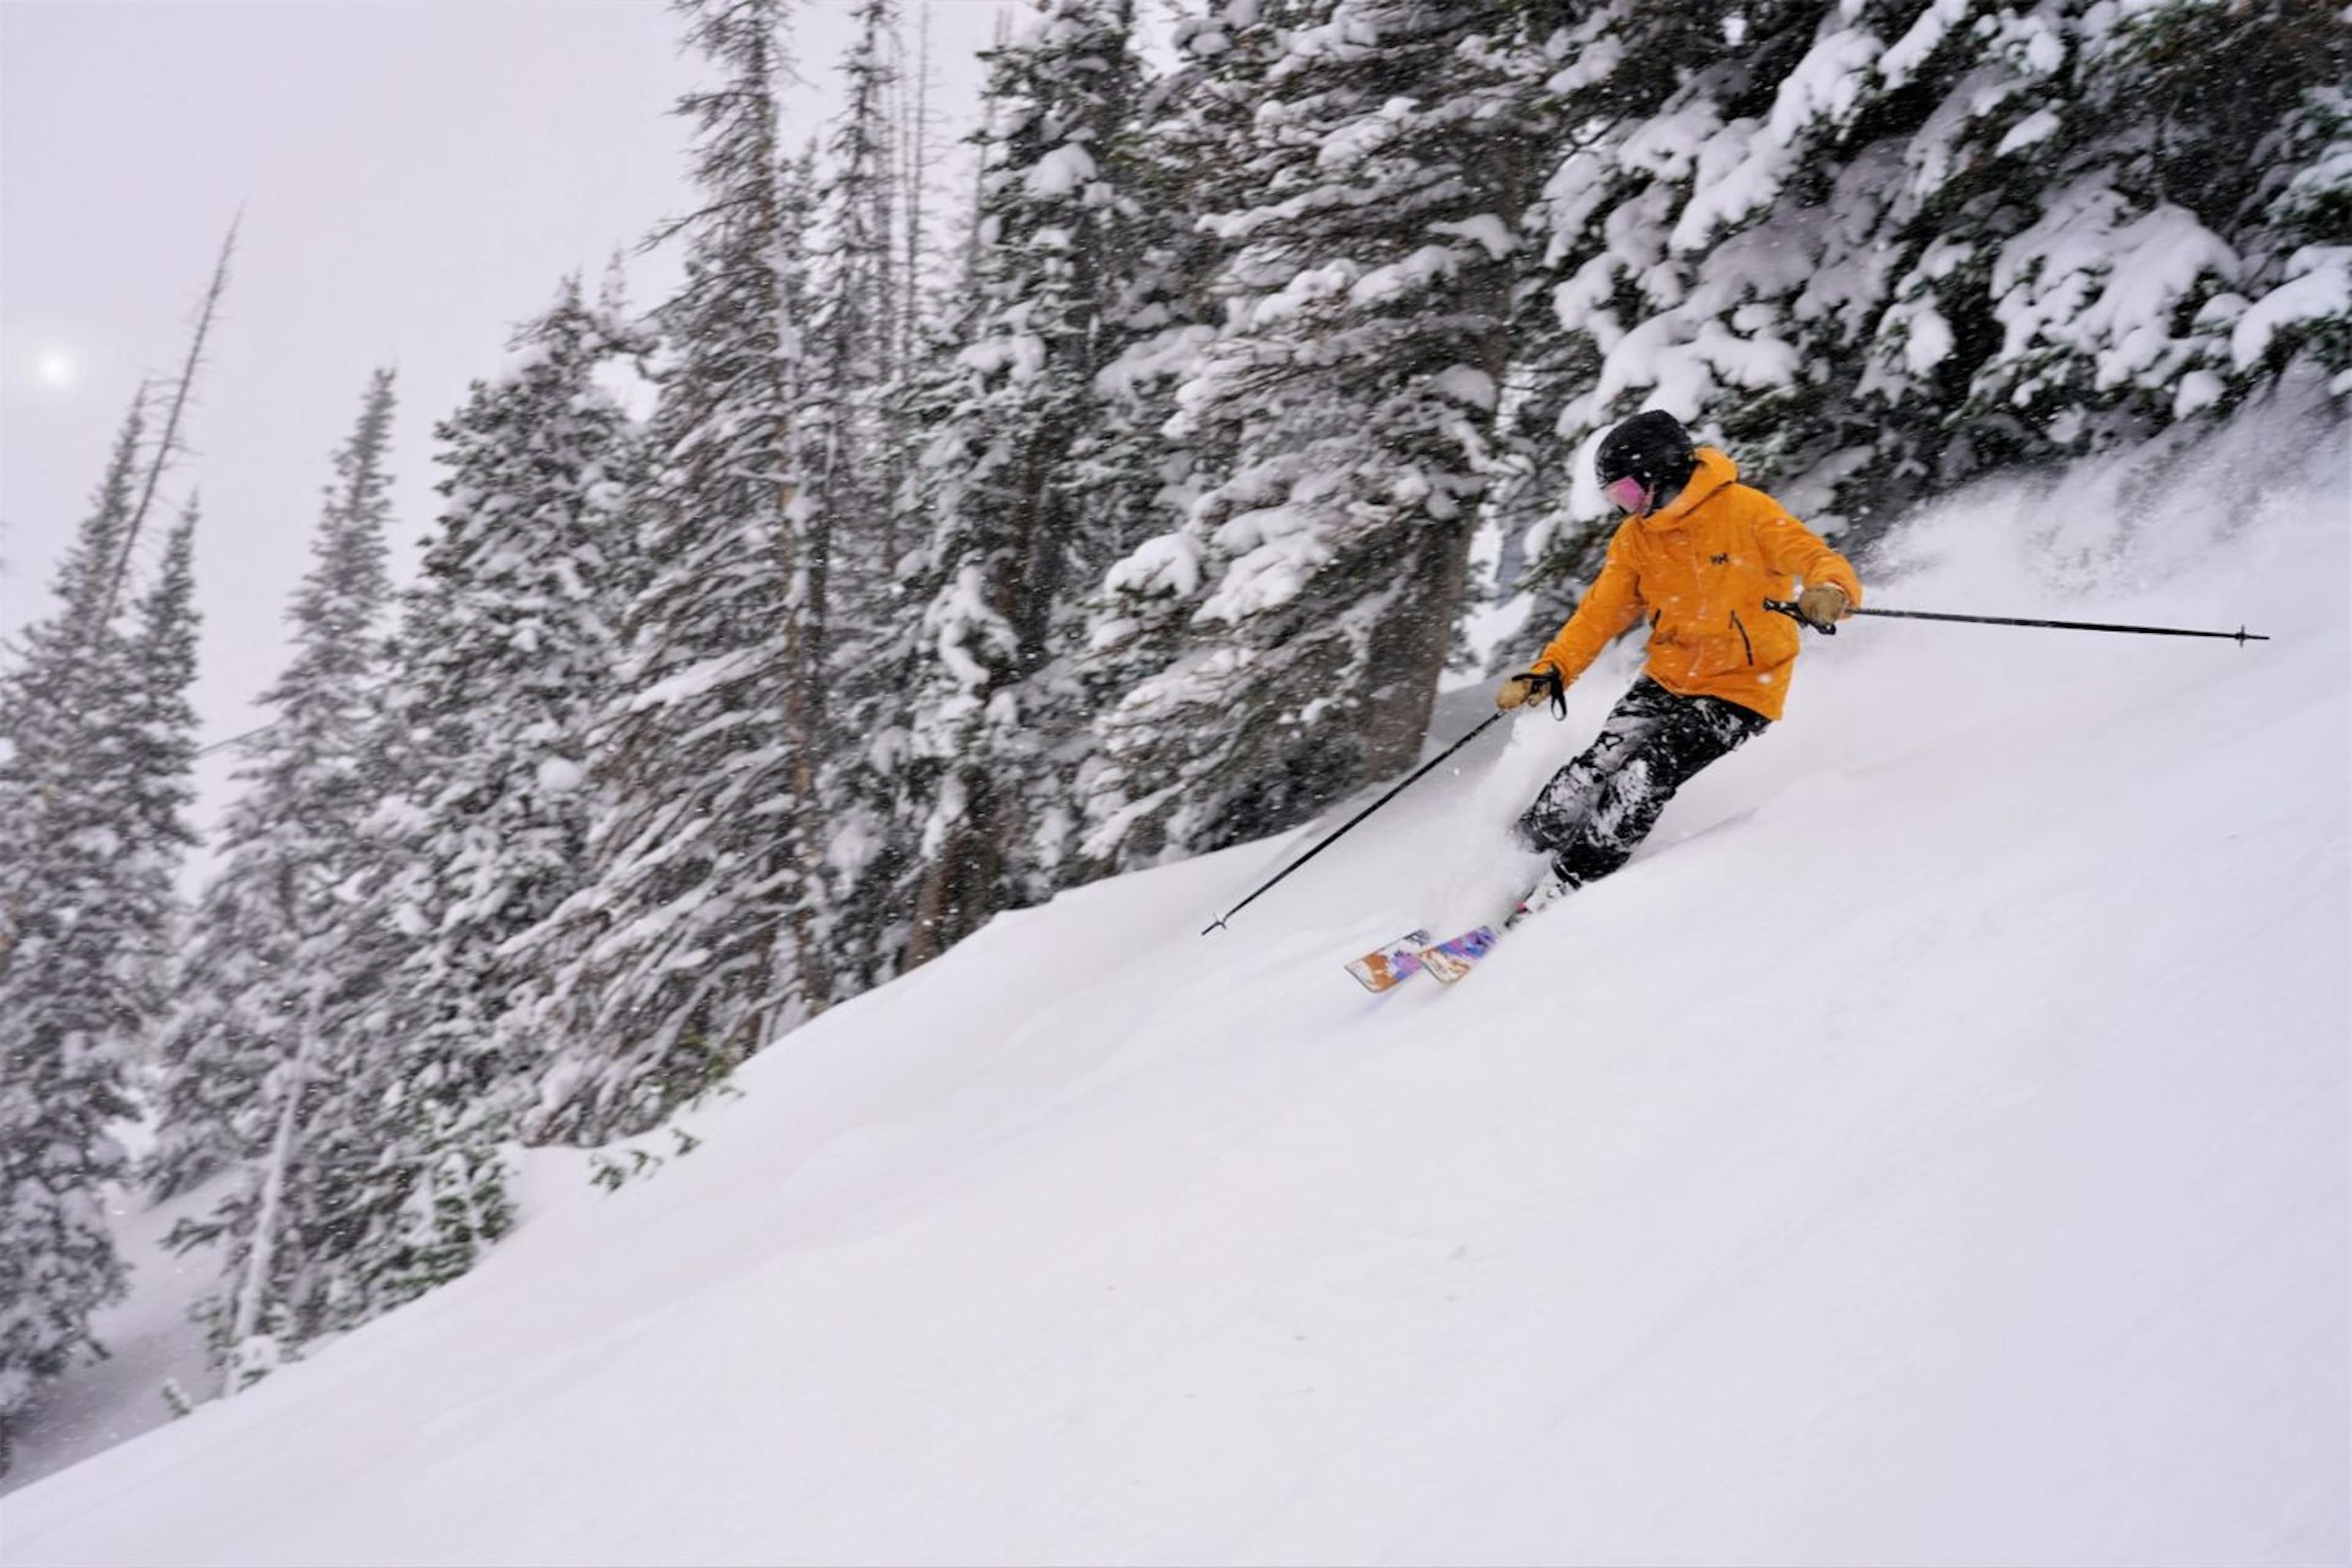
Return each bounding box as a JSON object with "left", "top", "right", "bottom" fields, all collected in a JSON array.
[{"left": 1756, "top": 505, "right": 1862, "bottom": 621}]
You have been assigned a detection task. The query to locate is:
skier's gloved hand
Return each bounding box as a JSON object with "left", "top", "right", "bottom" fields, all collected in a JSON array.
[
  {"left": 1796, "top": 582, "right": 1851, "bottom": 630},
  {"left": 1496, "top": 669, "right": 1565, "bottom": 714}
]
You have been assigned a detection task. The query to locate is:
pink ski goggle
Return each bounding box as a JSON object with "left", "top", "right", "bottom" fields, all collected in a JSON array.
[{"left": 1604, "top": 475, "right": 1651, "bottom": 513}]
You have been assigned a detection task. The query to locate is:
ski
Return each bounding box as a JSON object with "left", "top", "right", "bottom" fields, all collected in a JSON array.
[
  {"left": 1344, "top": 929, "right": 1434, "bottom": 993},
  {"left": 1416, "top": 924, "right": 1503, "bottom": 984},
  {"left": 1414, "top": 876, "right": 1572, "bottom": 985}
]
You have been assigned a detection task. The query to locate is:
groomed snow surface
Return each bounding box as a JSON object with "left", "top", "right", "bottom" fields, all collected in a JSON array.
[{"left": 11, "top": 404, "right": 2348, "bottom": 1566}]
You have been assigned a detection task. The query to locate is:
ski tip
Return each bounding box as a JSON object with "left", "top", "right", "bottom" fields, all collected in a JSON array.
[{"left": 1344, "top": 929, "right": 1435, "bottom": 993}]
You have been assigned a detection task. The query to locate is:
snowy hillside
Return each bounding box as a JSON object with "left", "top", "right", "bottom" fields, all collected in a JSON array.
[{"left": 9, "top": 409, "right": 2346, "bottom": 1565}]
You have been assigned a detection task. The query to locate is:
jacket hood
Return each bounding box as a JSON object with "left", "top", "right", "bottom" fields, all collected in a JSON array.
[{"left": 1640, "top": 447, "right": 1738, "bottom": 530}]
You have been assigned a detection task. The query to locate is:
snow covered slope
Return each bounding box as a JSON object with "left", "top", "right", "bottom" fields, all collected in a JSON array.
[{"left": 11, "top": 407, "right": 2346, "bottom": 1566}]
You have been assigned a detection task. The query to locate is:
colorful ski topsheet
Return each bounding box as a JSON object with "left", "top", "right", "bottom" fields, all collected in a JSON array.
[
  {"left": 1417, "top": 924, "right": 1502, "bottom": 984},
  {"left": 1345, "top": 929, "right": 1434, "bottom": 993}
]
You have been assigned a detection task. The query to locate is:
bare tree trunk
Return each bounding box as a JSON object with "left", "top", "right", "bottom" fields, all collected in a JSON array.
[
  {"left": 108, "top": 219, "right": 236, "bottom": 622},
  {"left": 223, "top": 977, "right": 320, "bottom": 1398},
  {"left": 903, "top": 766, "right": 1000, "bottom": 967},
  {"left": 1359, "top": 122, "right": 1535, "bottom": 775},
  {"left": 742, "top": 14, "right": 831, "bottom": 1020}
]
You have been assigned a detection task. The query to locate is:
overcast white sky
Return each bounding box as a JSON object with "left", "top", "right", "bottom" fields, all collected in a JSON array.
[{"left": 1, "top": 0, "right": 1008, "bottom": 865}]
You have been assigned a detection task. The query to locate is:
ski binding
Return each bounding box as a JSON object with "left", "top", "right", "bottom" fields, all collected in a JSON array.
[{"left": 1416, "top": 925, "right": 1502, "bottom": 984}]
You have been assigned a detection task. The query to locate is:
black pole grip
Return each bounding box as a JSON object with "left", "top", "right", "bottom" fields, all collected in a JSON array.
[{"left": 1764, "top": 598, "right": 1835, "bottom": 635}]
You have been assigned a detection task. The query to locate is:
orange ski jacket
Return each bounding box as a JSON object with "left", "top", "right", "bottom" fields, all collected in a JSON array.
[{"left": 1529, "top": 448, "right": 1861, "bottom": 722}]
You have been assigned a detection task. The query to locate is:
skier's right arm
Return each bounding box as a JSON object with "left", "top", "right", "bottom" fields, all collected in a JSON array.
[{"left": 1530, "top": 535, "right": 1644, "bottom": 688}]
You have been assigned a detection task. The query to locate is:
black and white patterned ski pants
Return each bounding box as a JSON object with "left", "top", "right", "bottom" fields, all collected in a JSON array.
[{"left": 1514, "top": 676, "right": 1769, "bottom": 888}]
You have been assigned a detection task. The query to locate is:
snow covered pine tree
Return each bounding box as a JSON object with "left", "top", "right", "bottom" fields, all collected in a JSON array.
[
  {"left": 898, "top": 0, "right": 1152, "bottom": 962},
  {"left": 1085, "top": 0, "right": 1559, "bottom": 867},
  {"left": 530, "top": 0, "right": 831, "bottom": 1144},
  {"left": 312, "top": 279, "right": 649, "bottom": 1302},
  {"left": 797, "top": 0, "right": 922, "bottom": 991},
  {"left": 0, "top": 402, "right": 202, "bottom": 1459},
  {"left": 147, "top": 372, "right": 418, "bottom": 1390},
  {"left": 1512, "top": 0, "right": 2350, "bottom": 620}
]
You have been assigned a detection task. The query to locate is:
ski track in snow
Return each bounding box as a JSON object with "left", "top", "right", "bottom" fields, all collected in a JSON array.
[{"left": 9, "top": 409, "right": 2348, "bottom": 1565}]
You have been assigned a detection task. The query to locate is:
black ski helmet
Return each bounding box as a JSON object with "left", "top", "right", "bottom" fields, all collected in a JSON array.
[{"left": 1596, "top": 409, "right": 1695, "bottom": 495}]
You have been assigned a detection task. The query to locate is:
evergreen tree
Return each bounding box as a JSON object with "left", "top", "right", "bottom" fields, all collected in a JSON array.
[
  {"left": 119, "top": 507, "right": 205, "bottom": 1052},
  {"left": 840, "top": 272, "right": 981, "bottom": 977},
  {"left": 804, "top": 0, "right": 903, "bottom": 579},
  {"left": 1510, "top": 0, "right": 2351, "bottom": 621},
  {"left": 0, "top": 410, "right": 202, "bottom": 1456},
  {"left": 377, "top": 279, "right": 646, "bottom": 1153},
  {"left": 1070, "top": 0, "right": 1287, "bottom": 866},
  {"left": 1926, "top": 0, "right": 2350, "bottom": 449},
  {"left": 222, "top": 281, "right": 651, "bottom": 1332},
  {"left": 1083, "top": 0, "right": 1557, "bottom": 865},
  {"left": 531, "top": 0, "right": 827, "bottom": 1144},
  {"left": 802, "top": 0, "right": 922, "bottom": 990},
  {"left": 148, "top": 373, "right": 406, "bottom": 1385},
  {"left": 1, "top": 401, "right": 144, "bottom": 952},
  {"left": 894, "top": 0, "right": 1150, "bottom": 960}
]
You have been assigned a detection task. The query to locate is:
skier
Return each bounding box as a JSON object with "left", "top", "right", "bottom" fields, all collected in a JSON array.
[{"left": 1494, "top": 409, "right": 1861, "bottom": 920}]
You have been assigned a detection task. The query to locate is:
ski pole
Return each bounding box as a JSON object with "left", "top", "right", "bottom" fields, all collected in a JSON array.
[
  {"left": 1202, "top": 710, "right": 1506, "bottom": 935},
  {"left": 1763, "top": 600, "right": 2268, "bottom": 643}
]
